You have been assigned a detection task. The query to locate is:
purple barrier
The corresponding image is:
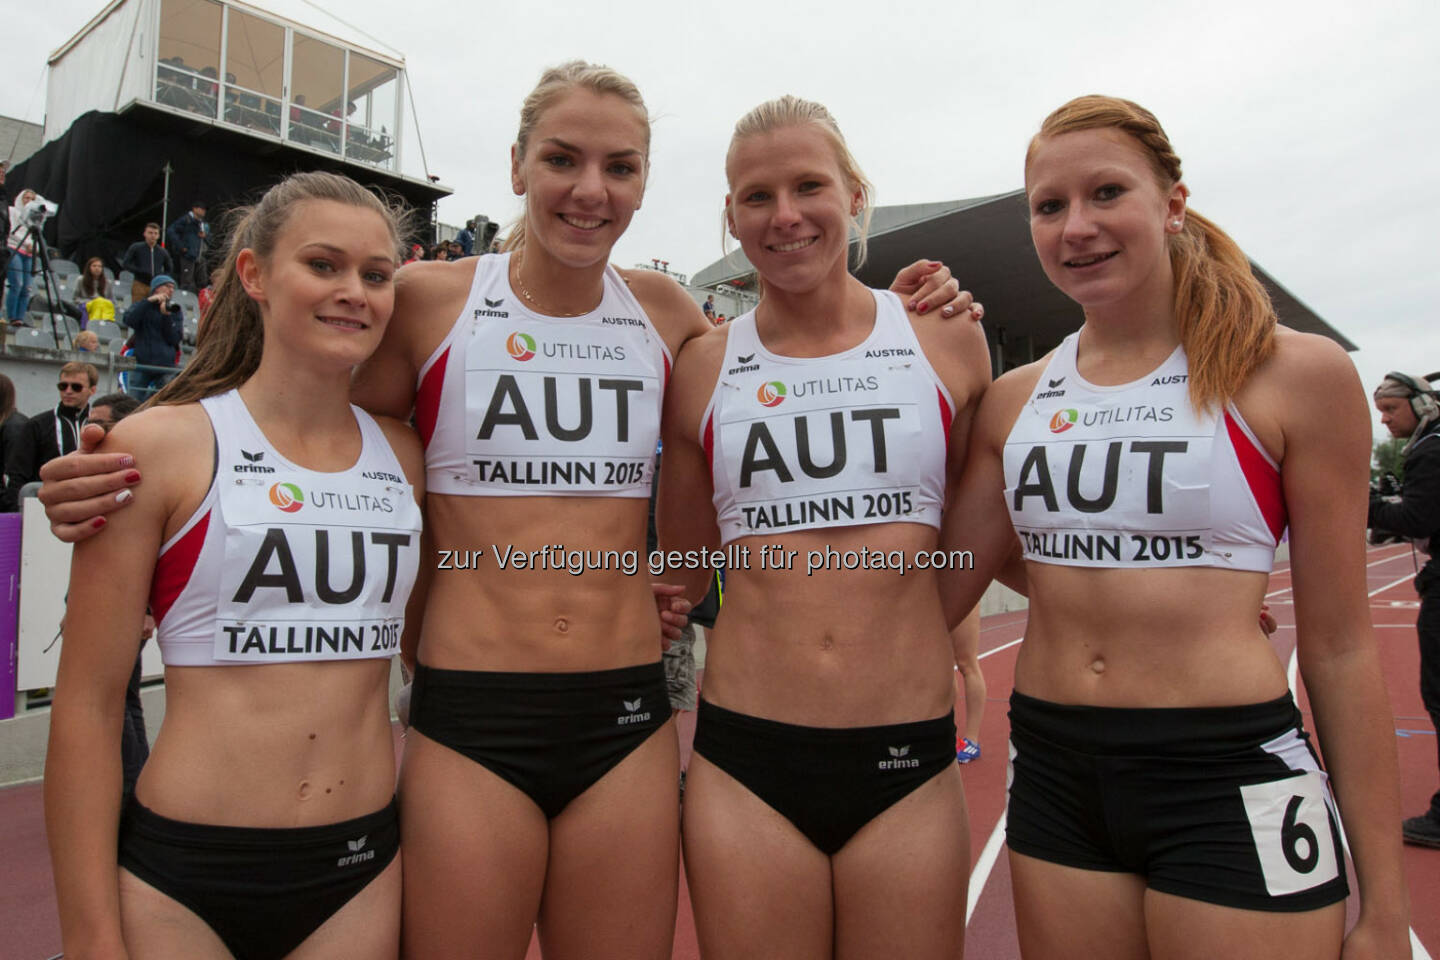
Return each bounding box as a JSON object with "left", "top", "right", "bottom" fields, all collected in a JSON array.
[{"left": 0, "top": 514, "right": 19, "bottom": 720}]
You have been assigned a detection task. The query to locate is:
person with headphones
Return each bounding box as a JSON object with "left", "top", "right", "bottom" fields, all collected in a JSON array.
[{"left": 1371, "top": 370, "right": 1440, "bottom": 848}]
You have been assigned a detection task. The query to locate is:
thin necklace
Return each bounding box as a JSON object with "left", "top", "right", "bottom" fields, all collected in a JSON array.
[{"left": 512, "top": 253, "right": 600, "bottom": 318}]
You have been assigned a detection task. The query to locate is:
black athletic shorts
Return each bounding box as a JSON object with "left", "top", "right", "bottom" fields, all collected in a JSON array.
[
  {"left": 1006, "top": 691, "right": 1349, "bottom": 912},
  {"left": 118, "top": 795, "right": 399, "bottom": 960}
]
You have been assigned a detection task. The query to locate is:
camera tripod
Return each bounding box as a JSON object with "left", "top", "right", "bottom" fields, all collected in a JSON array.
[{"left": 14, "top": 221, "right": 71, "bottom": 350}]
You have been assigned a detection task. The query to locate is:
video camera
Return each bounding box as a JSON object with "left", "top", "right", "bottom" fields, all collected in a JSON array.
[{"left": 22, "top": 197, "right": 58, "bottom": 229}]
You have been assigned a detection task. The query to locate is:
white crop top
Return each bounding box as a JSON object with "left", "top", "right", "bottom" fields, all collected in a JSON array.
[
  {"left": 415, "top": 253, "right": 672, "bottom": 498},
  {"left": 1002, "top": 333, "right": 1286, "bottom": 571},
  {"left": 703, "top": 289, "right": 953, "bottom": 545},
  {"left": 150, "top": 390, "right": 423, "bottom": 666}
]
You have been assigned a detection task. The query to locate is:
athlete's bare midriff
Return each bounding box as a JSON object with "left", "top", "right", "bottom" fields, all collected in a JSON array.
[
  {"left": 135, "top": 659, "right": 395, "bottom": 827},
  {"left": 1015, "top": 563, "right": 1288, "bottom": 707},
  {"left": 703, "top": 522, "right": 955, "bottom": 727},
  {"left": 417, "top": 492, "right": 662, "bottom": 672}
]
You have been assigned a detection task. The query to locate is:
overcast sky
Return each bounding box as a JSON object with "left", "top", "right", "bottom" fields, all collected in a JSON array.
[{"left": 3, "top": 0, "right": 1436, "bottom": 441}]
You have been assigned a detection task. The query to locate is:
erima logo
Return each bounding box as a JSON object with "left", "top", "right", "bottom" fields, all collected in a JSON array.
[
  {"left": 617, "top": 697, "right": 651, "bottom": 725},
  {"left": 879, "top": 745, "right": 920, "bottom": 770},
  {"left": 1049, "top": 377, "right": 1065, "bottom": 388},
  {"left": 234, "top": 449, "right": 276, "bottom": 473},
  {"left": 728, "top": 353, "right": 761, "bottom": 375},
  {"left": 336, "top": 835, "right": 375, "bottom": 867},
  {"left": 474, "top": 297, "right": 509, "bottom": 319}
]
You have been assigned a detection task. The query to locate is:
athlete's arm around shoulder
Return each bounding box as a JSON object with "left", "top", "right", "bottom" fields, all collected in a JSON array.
[
  {"left": 617, "top": 266, "right": 712, "bottom": 359},
  {"left": 370, "top": 414, "right": 430, "bottom": 675},
  {"left": 937, "top": 354, "right": 1045, "bottom": 627},
  {"left": 351, "top": 258, "right": 477, "bottom": 419},
  {"left": 1260, "top": 329, "right": 1411, "bottom": 953},
  {"left": 45, "top": 403, "right": 212, "bottom": 958},
  {"left": 657, "top": 323, "right": 729, "bottom": 604}
]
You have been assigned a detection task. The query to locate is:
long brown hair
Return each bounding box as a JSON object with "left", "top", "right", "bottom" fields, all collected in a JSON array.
[
  {"left": 78, "top": 257, "right": 109, "bottom": 298},
  {"left": 0, "top": 374, "right": 16, "bottom": 425},
  {"left": 501, "top": 61, "right": 650, "bottom": 254},
  {"left": 150, "top": 172, "right": 407, "bottom": 407},
  {"left": 1027, "top": 95, "right": 1276, "bottom": 411}
]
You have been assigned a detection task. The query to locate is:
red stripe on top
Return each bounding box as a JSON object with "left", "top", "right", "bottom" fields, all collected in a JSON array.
[
  {"left": 937, "top": 387, "right": 954, "bottom": 459},
  {"left": 414, "top": 346, "right": 450, "bottom": 449},
  {"left": 1224, "top": 410, "right": 1286, "bottom": 543},
  {"left": 702, "top": 411, "right": 715, "bottom": 480},
  {"left": 149, "top": 510, "right": 211, "bottom": 625},
  {"left": 662, "top": 352, "right": 672, "bottom": 393}
]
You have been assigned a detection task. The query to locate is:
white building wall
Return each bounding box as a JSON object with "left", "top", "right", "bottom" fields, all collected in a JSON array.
[{"left": 44, "top": 0, "right": 152, "bottom": 144}]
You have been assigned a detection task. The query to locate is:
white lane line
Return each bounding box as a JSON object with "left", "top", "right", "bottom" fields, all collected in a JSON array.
[
  {"left": 1270, "top": 549, "right": 1417, "bottom": 599},
  {"left": 979, "top": 636, "right": 1024, "bottom": 661},
  {"left": 1370, "top": 574, "right": 1417, "bottom": 598},
  {"left": 967, "top": 810, "right": 1008, "bottom": 925}
]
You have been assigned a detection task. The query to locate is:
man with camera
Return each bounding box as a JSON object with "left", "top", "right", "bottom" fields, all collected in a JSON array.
[
  {"left": 119, "top": 273, "right": 184, "bottom": 399},
  {"left": 1371, "top": 371, "right": 1440, "bottom": 848}
]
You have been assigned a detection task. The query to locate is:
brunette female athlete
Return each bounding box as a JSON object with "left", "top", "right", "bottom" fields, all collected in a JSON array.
[{"left": 46, "top": 171, "right": 423, "bottom": 960}]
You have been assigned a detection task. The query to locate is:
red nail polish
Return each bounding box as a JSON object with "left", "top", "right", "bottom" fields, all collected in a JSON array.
[
  {"left": 92, "top": 517, "right": 107, "bottom": 529},
  {"left": 918, "top": 302, "right": 929, "bottom": 313},
  {"left": 125, "top": 471, "right": 141, "bottom": 484}
]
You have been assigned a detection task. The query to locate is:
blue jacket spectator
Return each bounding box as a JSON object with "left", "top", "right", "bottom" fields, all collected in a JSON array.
[
  {"left": 121, "top": 276, "right": 184, "bottom": 366},
  {"left": 165, "top": 204, "right": 208, "bottom": 260},
  {"left": 457, "top": 222, "right": 475, "bottom": 256}
]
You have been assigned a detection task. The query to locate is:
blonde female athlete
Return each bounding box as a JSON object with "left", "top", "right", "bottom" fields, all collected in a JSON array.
[{"left": 659, "top": 95, "right": 992, "bottom": 960}]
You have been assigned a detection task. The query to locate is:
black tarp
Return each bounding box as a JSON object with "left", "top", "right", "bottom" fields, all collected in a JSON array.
[{"left": 9, "top": 106, "right": 447, "bottom": 273}]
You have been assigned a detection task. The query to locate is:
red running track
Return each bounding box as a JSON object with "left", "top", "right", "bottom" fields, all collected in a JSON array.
[{"left": 2, "top": 543, "right": 1435, "bottom": 959}]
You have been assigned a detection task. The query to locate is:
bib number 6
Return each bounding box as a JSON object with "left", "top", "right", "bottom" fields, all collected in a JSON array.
[{"left": 1239, "top": 772, "right": 1340, "bottom": 896}]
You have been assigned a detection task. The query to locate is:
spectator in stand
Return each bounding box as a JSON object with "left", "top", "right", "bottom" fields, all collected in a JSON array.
[
  {"left": 119, "top": 274, "right": 184, "bottom": 399},
  {"left": 456, "top": 219, "right": 475, "bottom": 256},
  {"left": 702, "top": 294, "right": 715, "bottom": 322},
  {"left": 166, "top": 201, "right": 209, "bottom": 292},
  {"left": 4, "top": 361, "right": 97, "bottom": 508},
  {"left": 67, "top": 257, "right": 114, "bottom": 330},
  {"left": 430, "top": 243, "right": 450, "bottom": 262},
  {"left": 447, "top": 240, "right": 464, "bottom": 260},
  {"left": 0, "top": 373, "right": 30, "bottom": 511},
  {"left": 74, "top": 330, "right": 100, "bottom": 353},
  {"left": 196, "top": 282, "right": 214, "bottom": 326},
  {"left": 714, "top": 313, "right": 726, "bottom": 325},
  {"left": 6, "top": 188, "right": 44, "bottom": 323},
  {"left": 120, "top": 223, "right": 174, "bottom": 304},
  {"left": 0, "top": 163, "right": 10, "bottom": 290},
  {"left": 404, "top": 242, "right": 424, "bottom": 265}
]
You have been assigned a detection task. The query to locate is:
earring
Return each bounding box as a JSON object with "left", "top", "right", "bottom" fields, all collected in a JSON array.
[{"left": 1171, "top": 219, "right": 1183, "bottom": 229}]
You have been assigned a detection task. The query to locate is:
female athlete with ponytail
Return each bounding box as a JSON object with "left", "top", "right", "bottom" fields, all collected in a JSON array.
[
  {"left": 46, "top": 171, "right": 422, "bottom": 959},
  {"left": 942, "top": 96, "right": 1409, "bottom": 959}
]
